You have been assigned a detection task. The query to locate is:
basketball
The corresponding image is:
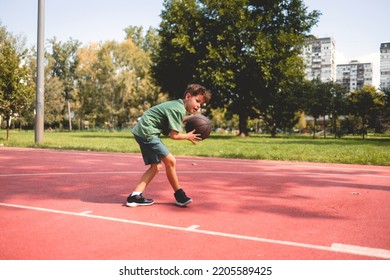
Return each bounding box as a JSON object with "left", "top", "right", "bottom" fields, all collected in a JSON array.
[{"left": 185, "top": 114, "right": 212, "bottom": 140}]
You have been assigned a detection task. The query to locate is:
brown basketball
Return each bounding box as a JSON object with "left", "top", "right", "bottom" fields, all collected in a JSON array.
[{"left": 185, "top": 114, "right": 212, "bottom": 140}]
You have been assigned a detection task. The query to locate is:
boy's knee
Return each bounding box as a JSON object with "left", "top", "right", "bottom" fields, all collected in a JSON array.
[
  {"left": 151, "top": 163, "right": 163, "bottom": 172},
  {"left": 162, "top": 155, "right": 176, "bottom": 167},
  {"left": 156, "top": 163, "right": 163, "bottom": 171}
]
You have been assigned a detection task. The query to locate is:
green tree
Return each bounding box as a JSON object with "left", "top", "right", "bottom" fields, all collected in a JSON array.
[
  {"left": 76, "top": 43, "right": 100, "bottom": 128},
  {"left": 124, "top": 26, "right": 145, "bottom": 49},
  {"left": 0, "top": 25, "right": 34, "bottom": 140},
  {"left": 328, "top": 83, "right": 348, "bottom": 138},
  {"left": 44, "top": 76, "right": 65, "bottom": 128},
  {"left": 110, "top": 39, "right": 165, "bottom": 128},
  {"left": 303, "top": 79, "right": 338, "bottom": 138},
  {"left": 379, "top": 87, "right": 390, "bottom": 132},
  {"left": 256, "top": 56, "right": 306, "bottom": 136},
  {"left": 153, "top": 0, "right": 202, "bottom": 99},
  {"left": 77, "top": 39, "right": 167, "bottom": 129},
  {"left": 124, "top": 26, "right": 160, "bottom": 55},
  {"left": 346, "top": 85, "right": 384, "bottom": 138},
  {"left": 210, "top": 107, "right": 239, "bottom": 132},
  {"left": 153, "top": 0, "right": 320, "bottom": 136},
  {"left": 47, "top": 37, "right": 81, "bottom": 130},
  {"left": 28, "top": 47, "right": 66, "bottom": 129}
]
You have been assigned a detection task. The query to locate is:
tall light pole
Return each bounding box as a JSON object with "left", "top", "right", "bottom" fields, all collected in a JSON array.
[{"left": 35, "top": 0, "right": 45, "bottom": 143}]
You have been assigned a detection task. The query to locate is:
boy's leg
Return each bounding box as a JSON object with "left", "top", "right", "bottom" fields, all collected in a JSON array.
[
  {"left": 161, "top": 154, "right": 180, "bottom": 192},
  {"left": 133, "top": 163, "right": 162, "bottom": 193},
  {"left": 162, "top": 154, "right": 192, "bottom": 206},
  {"left": 126, "top": 163, "right": 162, "bottom": 207}
]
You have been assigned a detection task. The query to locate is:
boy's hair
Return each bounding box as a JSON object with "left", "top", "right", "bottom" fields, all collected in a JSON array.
[{"left": 184, "top": 84, "right": 212, "bottom": 104}]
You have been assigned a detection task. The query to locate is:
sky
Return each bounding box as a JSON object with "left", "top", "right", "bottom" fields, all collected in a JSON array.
[{"left": 1, "top": 0, "right": 389, "bottom": 87}]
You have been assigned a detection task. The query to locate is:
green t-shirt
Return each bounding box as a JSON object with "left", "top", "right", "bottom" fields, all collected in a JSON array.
[{"left": 132, "top": 99, "right": 186, "bottom": 140}]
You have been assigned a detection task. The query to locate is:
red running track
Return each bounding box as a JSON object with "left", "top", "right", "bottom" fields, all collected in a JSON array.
[{"left": 0, "top": 147, "right": 389, "bottom": 260}]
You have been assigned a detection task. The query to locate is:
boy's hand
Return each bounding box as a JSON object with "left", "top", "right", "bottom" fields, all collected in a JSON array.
[
  {"left": 182, "top": 115, "right": 192, "bottom": 123},
  {"left": 187, "top": 129, "right": 202, "bottom": 144},
  {"left": 169, "top": 129, "right": 201, "bottom": 144}
]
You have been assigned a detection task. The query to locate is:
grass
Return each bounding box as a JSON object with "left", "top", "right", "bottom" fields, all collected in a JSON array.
[{"left": 1, "top": 129, "right": 390, "bottom": 166}]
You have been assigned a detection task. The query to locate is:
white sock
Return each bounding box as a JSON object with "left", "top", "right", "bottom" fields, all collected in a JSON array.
[{"left": 131, "top": 192, "right": 142, "bottom": 196}]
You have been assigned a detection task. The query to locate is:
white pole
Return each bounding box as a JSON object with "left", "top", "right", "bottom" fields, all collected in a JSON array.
[{"left": 35, "top": 0, "right": 45, "bottom": 143}]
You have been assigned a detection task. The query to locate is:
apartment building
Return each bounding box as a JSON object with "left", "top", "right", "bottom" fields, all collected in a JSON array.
[
  {"left": 336, "top": 60, "right": 373, "bottom": 92},
  {"left": 301, "top": 37, "right": 336, "bottom": 82},
  {"left": 380, "top": 42, "right": 390, "bottom": 89}
]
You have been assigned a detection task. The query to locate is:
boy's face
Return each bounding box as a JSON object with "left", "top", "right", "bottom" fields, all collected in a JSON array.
[{"left": 184, "top": 93, "right": 206, "bottom": 114}]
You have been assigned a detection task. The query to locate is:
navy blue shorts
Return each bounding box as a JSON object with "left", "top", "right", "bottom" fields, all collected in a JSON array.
[{"left": 133, "top": 134, "right": 170, "bottom": 165}]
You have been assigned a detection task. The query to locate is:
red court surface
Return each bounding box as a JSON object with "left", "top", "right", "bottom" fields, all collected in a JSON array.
[{"left": 0, "top": 147, "right": 389, "bottom": 260}]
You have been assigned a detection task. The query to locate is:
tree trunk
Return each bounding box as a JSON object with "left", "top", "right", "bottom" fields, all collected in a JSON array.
[
  {"left": 5, "top": 115, "right": 11, "bottom": 141},
  {"left": 362, "top": 116, "right": 366, "bottom": 139},
  {"left": 270, "top": 125, "right": 277, "bottom": 138},
  {"left": 67, "top": 99, "right": 72, "bottom": 131},
  {"left": 238, "top": 111, "right": 248, "bottom": 137},
  {"left": 323, "top": 115, "right": 326, "bottom": 139},
  {"left": 312, "top": 118, "right": 317, "bottom": 139}
]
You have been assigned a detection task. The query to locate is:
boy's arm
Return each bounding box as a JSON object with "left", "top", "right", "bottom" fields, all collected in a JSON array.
[
  {"left": 182, "top": 115, "right": 192, "bottom": 123},
  {"left": 170, "top": 130, "right": 202, "bottom": 144}
]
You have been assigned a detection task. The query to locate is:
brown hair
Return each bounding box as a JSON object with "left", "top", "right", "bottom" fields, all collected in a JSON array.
[{"left": 183, "top": 84, "right": 212, "bottom": 104}]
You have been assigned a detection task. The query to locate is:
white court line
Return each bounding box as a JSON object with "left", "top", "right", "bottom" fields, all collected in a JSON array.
[
  {"left": 0, "top": 147, "right": 142, "bottom": 159},
  {"left": 0, "top": 171, "right": 143, "bottom": 177},
  {"left": 331, "top": 243, "right": 390, "bottom": 259},
  {"left": 1, "top": 202, "right": 389, "bottom": 259},
  {"left": 1, "top": 170, "right": 390, "bottom": 179},
  {"left": 79, "top": 210, "right": 93, "bottom": 215},
  {"left": 3, "top": 147, "right": 390, "bottom": 173},
  {"left": 186, "top": 225, "right": 200, "bottom": 231}
]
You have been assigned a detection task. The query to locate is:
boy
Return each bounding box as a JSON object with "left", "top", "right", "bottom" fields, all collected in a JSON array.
[{"left": 126, "top": 84, "right": 212, "bottom": 207}]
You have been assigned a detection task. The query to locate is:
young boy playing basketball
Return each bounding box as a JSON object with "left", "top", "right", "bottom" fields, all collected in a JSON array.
[{"left": 126, "top": 84, "right": 212, "bottom": 207}]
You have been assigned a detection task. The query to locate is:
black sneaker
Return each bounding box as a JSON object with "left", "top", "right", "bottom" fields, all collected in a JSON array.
[
  {"left": 126, "top": 194, "right": 154, "bottom": 207},
  {"left": 174, "top": 188, "right": 192, "bottom": 207}
]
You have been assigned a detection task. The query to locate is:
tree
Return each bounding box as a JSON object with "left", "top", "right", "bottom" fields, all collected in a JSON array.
[
  {"left": 256, "top": 55, "right": 306, "bottom": 136},
  {"left": 28, "top": 47, "right": 66, "bottom": 129},
  {"left": 76, "top": 39, "right": 167, "bottom": 129},
  {"left": 328, "top": 83, "right": 348, "bottom": 138},
  {"left": 0, "top": 25, "right": 34, "bottom": 140},
  {"left": 346, "top": 85, "right": 384, "bottom": 138},
  {"left": 44, "top": 76, "right": 65, "bottom": 128},
  {"left": 210, "top": 107, "right": 239, "bottom": 132},
  {"left": 379, "top": 87, "right": 390, "bottom": 132},
  {"left": 153, "top": 0, "right": 320, "bottom": 136},
  {"left": 47, "top": 37, "right": 81, "bottom": 130},
  {"left": 153, "top": 0, "right": 202, "bottom": 99},
  {"left": 124, "top": 26, "right": 160, "bottom": 55},
  {"left": 303, "top": 79, "right": 337, "bottom": 138},
  {"left": 75, "top": 43, "right": 100, "bottom": 128}
]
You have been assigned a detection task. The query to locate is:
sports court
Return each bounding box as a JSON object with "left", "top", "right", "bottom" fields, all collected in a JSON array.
[{"left": 1, "top": 147, "right": 389, "bottom": 260}]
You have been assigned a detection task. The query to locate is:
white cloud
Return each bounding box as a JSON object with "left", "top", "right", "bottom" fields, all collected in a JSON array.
[{"left": 335, "top": 50, "right": 349, "bottom": 64}]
